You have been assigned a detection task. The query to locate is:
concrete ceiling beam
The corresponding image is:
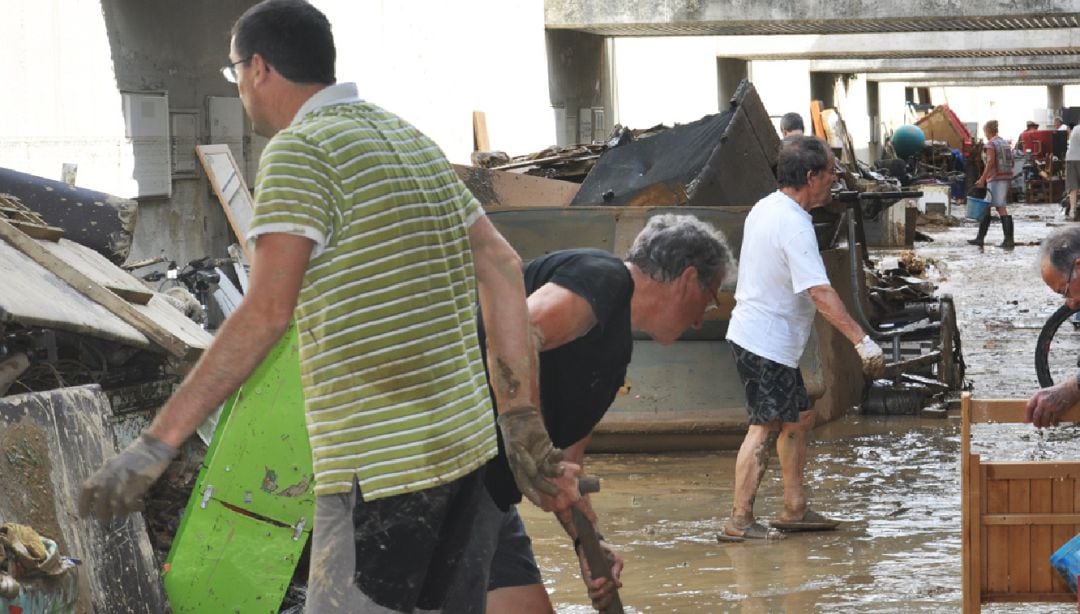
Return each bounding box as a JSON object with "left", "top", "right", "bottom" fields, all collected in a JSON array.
[
  {"left": 809, "top": 55, "right": 1080, "bottom": 73},
  {"left": 707, "top": 29, "right": 1080, "bottom": 60},
  {"left": 869, "top": 69, "right": 1080, "bottom": 82},
  {"left": 545, "top": 0, "right": 1080, "bottom": 36}
]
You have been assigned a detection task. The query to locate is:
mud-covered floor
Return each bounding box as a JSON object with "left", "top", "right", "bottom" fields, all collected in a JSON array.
[{"left": 520, "top": 201, "right": 1080, "bottom": 613}]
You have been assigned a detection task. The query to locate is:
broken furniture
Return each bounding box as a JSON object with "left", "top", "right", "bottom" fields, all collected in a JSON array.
[
  {"left": 0, "top": 386, "right": 169, "bottom": 613},
  {"left": 961, "top": 393, "right": 1080, "bottom": 612},
  {"left": 0, "top": 189, "right": 211, "bottom": 610},
  {"left": 571, "top": 80, "right": 779, "bottom": 207},
  {"left": 0, "top": 166, "right": 137, "bottom": 263}
]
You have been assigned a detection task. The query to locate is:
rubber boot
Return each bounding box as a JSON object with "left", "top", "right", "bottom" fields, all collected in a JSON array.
[
  {"left": 999, "top": 215, "right": 1015, "bottom": 249},
  {"left": 967, "top": 214, "right": 991, "bottom": 246}
]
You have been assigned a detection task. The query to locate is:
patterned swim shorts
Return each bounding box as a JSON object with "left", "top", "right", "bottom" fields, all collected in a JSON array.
[{"left": 730, "top": 342, "right": 809, "bottom": 424}]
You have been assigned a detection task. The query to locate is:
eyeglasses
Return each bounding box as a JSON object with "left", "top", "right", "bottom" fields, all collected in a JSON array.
[
  {"left": 1060, "top": 258, "right": 1079, "bottom": 298},
  {"left": 705, "top": 284, "right": 724, "bottom": 313},
  {"left": 221, "top": 56, "right": 252, "bottom": 84}
]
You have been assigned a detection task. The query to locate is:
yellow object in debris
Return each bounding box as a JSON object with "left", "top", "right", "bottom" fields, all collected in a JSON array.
[{"left": 0, "top": 523, "right": 47, "bottom": 562}]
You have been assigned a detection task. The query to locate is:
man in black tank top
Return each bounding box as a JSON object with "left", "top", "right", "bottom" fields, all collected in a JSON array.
[{"left": 446, "top": 214, "right": 735, "bottom": 613}]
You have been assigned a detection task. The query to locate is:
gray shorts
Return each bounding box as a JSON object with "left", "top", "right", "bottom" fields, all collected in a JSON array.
[
  {"left": 442, "top": 490, "right": 543, "bottom": 613},
  {"left": 1067, "top": 160, "right": 1080, "bottom": 192},
  {"left": 305, "top": 470, "right": 484, "bottom": 613},
  {"left": 731, "top": 342, "right": 809, "bottom": 424},
  {"left": 987, "top": 179, "right": 1009, "bottom": 207}
]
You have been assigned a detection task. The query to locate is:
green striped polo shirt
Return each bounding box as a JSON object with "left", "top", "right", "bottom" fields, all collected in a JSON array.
[{"left": 246, "top": 83, "right": 496, "bottom": 499}]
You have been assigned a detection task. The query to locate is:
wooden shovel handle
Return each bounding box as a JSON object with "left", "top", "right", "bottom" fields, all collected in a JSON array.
[{"left": 572, "top": 476, "right": 624, "bottom": 614}]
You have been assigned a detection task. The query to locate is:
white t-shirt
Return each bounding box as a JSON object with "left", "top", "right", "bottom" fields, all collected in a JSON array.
[
  {"left": 1067, "top": 129, "right": 1080, "bottom": 161},
  {"left": 726, "top": 190, "right": 831, "bottom": 367}
]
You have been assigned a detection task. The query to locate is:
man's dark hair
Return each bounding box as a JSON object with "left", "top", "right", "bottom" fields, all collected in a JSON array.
[
  {"left": 1041, "top": 226, "right": 1080, "bottom": 275},
  {"left": 780, "top": 112, "right": 805, "bottom": 134},
  {"left": 232, "top": 0, "right": 335, "bottom": 85},
  {"left": 777, "top": 135, "right": 831, "bottom": 189}
]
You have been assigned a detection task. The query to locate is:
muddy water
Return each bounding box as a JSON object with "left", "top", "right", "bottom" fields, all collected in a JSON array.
[{"left": 519, "top": 203, "right": 1078, "bottom": 612}]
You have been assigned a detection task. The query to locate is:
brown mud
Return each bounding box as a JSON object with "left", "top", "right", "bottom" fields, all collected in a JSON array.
[{"left": 521, "top": 202, "right": 1077, "bottom": 613}]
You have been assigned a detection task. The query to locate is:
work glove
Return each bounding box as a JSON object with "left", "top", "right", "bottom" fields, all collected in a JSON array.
[
  {"left": 78, "top": 433, "right": 177, "bottom": 522},
  {"left": 497, "top": 406, "right": 565, "bottom": 506},
  {"left": 854, "top": 334, "right": 885, "bottom": 377}
]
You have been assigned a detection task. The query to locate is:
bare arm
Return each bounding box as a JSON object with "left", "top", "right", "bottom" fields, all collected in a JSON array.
[
  {"left": 148, "top": 233, "right": 311, "bottom": 447},
  {"left": 807, "top": 284, "right": 866, "bottom": 345},
  {"left": 978, "top": 146, "right": 996, "bottom": 184},
  {"left": 468, "top": 215, "right": 539, "bottom": 411},
  {"left": 528, "top": 282, "right": 599, "bottom": 351},
  {"left": 469, "top": 216, "right": 583, "bottom": 512}
]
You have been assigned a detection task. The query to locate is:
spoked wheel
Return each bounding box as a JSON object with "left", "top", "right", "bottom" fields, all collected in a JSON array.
[
  {"left": 1035, "top": 304, "right": 1080, "bottom": 387},
  {"left": 938, "top": 295, "right": 964, "bottom": 389}
]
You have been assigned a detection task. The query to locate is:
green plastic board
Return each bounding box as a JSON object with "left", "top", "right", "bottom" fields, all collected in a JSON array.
[{"left": 164, "top": 324, "right": 314, "bottom": 612}]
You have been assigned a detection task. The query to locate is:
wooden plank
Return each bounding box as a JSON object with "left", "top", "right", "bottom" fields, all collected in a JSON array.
[
  {"left": 0, "top": 237, "right": 148, "bottom": 346},
  {"left": 970, "top": 399, "right": 1080, "bottom": 424},
  {"left": 986, "top": 462, "right": 1080, "bottom": 480},
  {"left": 41, "top": 238, "right": 154, "bottom": 305},
  {"left": 982, "top": 593, "right": 1074, "bottom": 603},
  {"left": 970, "top": 455, "right": 983, "bottom": 613},
  {"left": 985, "top": 478, "right": 1010, "bottom": 594},
  {"left": 454, "top": 164, "right": 580, "bottom": 208},
  {"left": 961, "top": 393, "right": 975, "bottom": 614},
  {"left": 473, "top": 110, "right": 490, "bottom": 152},
  {"left": 0, "top": 218, "right": 190, "bottom": 358},
  {"left": 9, "top": 220, "right": 64, "bottom": 241},
  {"left": 1051, "top": 477, "right": 1075, "bottom": 593},
  {"left": 196, "top": 144, "right": 255, "bottom": 261},
  {"left": 983, "top": 512, "right": 1080, "bottom": 525},
  {"left": 1029, "top": 478, "right": 1054, "bottom": 593},
  {"left": 810, "top": 100, "right": 826, "bottom": 139},
  {"left": 1007, "top": 479, "right": 1031, "bottom": 593}
]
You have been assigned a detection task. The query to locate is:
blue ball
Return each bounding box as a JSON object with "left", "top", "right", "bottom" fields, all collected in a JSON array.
[{"left": 892, "top": 124, "right": 926, "bottom": 158}]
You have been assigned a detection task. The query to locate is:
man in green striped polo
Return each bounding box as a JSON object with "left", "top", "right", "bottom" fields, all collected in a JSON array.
[{"left": 78, "top": 1, "right": 583, "bottom": 611}]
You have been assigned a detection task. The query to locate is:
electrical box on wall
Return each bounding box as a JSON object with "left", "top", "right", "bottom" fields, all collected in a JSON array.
[
  {"left": 170, "top": 109, "right": 200, "bottom": 178},
  {"left": 122, "top": 91, "right": 172, "bottom": 197}
]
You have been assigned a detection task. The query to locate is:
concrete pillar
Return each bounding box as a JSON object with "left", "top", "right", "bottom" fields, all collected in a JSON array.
[
  {"left": 1048, "top": 84, "right": 1065, "bottom": 114},
  {"left": 867, "top": 80, "right": 881, "bottom": 162},
  {"left": 810, "top": 72, "right": 837, "bottom": 108},
  {"left": 717, "top": 58, "right": 748, "bottom": 109},
  {"left": 546, "top": 29, "right": 611, "bottom": 146}
]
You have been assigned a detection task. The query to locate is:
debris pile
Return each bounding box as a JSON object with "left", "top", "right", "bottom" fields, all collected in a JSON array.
[{"left": 0, "top": 523, "right": 79, "bottom": 608}]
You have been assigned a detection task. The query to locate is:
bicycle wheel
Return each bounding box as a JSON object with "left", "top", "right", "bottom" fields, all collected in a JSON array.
[{"left": 1035, "top": 304, "right": 1080, "bottom": 387}]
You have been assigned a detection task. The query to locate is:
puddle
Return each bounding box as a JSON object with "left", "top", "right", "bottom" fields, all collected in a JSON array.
[{"left": 519, "top": 203, "right": 1078, "bottom": 612}]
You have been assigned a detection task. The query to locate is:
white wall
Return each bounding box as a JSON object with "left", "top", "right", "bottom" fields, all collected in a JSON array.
[
  {"left": 751, "top": 60, "right": 812, "bottom": 130},
  {"left": 314, "top": 0, "right": 555, "bottom": 164},
  {"left": 611, "top": 37, "right": 722, "bottom": 128},
  {"left": 0, "top": 1, "right": 133, "bottom": 195}
]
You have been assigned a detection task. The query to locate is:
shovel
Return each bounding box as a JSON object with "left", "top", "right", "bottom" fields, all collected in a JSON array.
[{"left": 574, "top": 475, "right": 624, "bottom": 614}]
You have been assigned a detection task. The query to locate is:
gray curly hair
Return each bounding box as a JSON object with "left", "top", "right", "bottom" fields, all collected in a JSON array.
[
  {"left": 625, "top": 214, "right": 734, "bottom": 287},
  {"left": 1041, "top": 226, "right": 1080, "bottom": 274}
]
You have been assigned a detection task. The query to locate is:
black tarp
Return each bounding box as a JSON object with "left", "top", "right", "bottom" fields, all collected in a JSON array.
[
  {"left": 0, "top": 166, "right": 136, "bottom": 263},
  {"left": 572, "top": 80, "right": 780, "bottom": 207}
]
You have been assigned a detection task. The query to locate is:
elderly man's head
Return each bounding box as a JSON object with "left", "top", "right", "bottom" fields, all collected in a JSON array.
[
  {"left": 1040, "top": 226, "right": 1080, "bottom": 309},
  {"left": 777, "top": 136, "right": 836, "bottom": 207},
  {"left": 625, "top": 214, "right": 734, "bottom": 344}
]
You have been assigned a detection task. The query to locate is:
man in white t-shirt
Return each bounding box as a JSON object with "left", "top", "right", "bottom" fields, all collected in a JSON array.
[{"left": 721, "top": 135, "right": 885, "bottom": 541}]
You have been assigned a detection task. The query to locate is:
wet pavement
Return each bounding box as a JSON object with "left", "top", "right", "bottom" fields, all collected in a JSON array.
[{"left": 518, "top": 201, "right": 1080, "bottom": 612}]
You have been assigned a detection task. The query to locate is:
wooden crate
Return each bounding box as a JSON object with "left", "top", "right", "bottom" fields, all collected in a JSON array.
[{"left": 961, "top": 394, "right": 1080, "bottom": 612}]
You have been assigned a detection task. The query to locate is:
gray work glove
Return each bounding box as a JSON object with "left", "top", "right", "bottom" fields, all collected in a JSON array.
[
  {"left": 496, "top": 406, "right": 565, "bottom": 506},
  {"left": 78, "top": 433, "right": 178, "bottom": 521},
  {"left": 855, "top": 334, "right": 885, "bottom": 377}
]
